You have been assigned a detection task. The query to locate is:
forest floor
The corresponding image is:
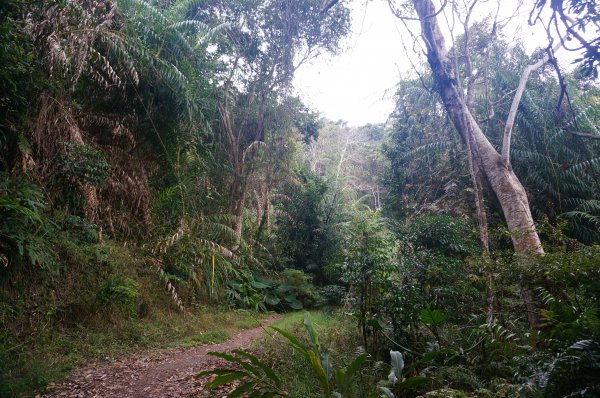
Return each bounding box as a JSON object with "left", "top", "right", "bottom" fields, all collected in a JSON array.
[{"left": 42, "top": 316, "right": 278, "bottom": 398}]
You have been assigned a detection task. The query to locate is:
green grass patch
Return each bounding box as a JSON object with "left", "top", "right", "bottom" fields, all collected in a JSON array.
[
  {"left": 269, "top": 310, "right": 332, "bottom": 331},
  {"left": 178, "top": 328, "right": 230, "bottom": 348},
  {"left": 232, "top": 315, "right": 261, "bottom": 330}
]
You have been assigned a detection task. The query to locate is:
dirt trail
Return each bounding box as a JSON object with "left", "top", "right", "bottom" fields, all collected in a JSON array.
[{"left": 43, "top": 317, "right": 277, "bottom": 398}]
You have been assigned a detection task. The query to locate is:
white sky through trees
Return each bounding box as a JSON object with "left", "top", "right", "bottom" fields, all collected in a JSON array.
[{"left": 293, "top": 0, "right": 573, "bottom": 127}]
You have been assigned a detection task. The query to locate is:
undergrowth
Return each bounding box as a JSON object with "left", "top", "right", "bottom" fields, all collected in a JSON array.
[
  {"left": 0, "top": 238, "right": 267, "bottom": 398},
  {"left": 253, "top": 311, "right": 368, "bottom": 398}
]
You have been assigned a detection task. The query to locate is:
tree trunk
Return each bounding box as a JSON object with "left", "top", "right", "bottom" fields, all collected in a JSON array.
[
  {"left": 230, "top": 172, "right": 247, "bottom": 238},
  {"left": 413, "top": 0, "right": 543, "bottom": 327},
  {"left": 219, "top": 91, "right": 267, "bottom": 243},
  {"left": 466, "top": 134, "right": 490, "bottom": 253}
]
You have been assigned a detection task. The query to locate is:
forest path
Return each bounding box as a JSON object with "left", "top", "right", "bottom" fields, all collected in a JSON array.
[{"left": 43, "top": 316, "right": 278, "bottom": 398}]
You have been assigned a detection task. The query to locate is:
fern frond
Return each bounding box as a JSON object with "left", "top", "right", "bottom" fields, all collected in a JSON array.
[
  {"left": 569, "top": 157, "right": 600, "bottom": 174},
  {"left": 398, "top": 140, "right": 453, "bottom": 162},
  {"left": 195, "top": 23, "right": 230, "bottom": 48},
  {"left": 168, "top": 20, "right": 210, "bottom": 32},
  {"left": 118, "top": 0, "right": 168, "bottom": 26}
]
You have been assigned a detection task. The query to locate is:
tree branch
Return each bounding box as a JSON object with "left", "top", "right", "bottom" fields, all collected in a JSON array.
[
  {"left": 569, "top": 131, "right": 600, "bottom": 140},
  {"left": 320, "top": 0, "right": 339, "bottom": 14},
  {"left": 389, "top": 0, "right": 448, "bottom": 21},
  {"left": 501, "top": 43, "right": 560, "bottom": 166}
]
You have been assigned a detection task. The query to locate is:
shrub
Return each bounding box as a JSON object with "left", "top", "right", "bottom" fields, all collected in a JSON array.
[
  {"left": 281, "top": 268, "right": 320, "bottom": 307},
  {"left": 0, "top": 174, "right": 57, "bottom": 272},
  {"left": 225, "top": 270, "right": 320, "bottom": 312},
  {"left": 56, "top": 142, "right": 110, "bottom": 187},
  {"left": 402, "top": 214, "right": 478, "bottom": 257},
  {"left": 532, "top": 246, "right": 600, "bottom": 343},
  {"left": 543, "top": 340, "right": 600, "bottom": 397},
  {"left": 96, "top": 275, "right": 139, "bottom": 315},
  {"left": 317, "top": 284, "right": 347, "bottom": 307}
]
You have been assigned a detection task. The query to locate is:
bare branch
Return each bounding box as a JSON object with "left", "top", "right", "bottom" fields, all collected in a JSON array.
[
  {"left": 501, "top": 42, "right": 561, "bottom": 166},
  {"left": 569, "top": 131, "right": 600, "bottom": 140},
  {"left": 462, "top": 0, "right": 479, "bottom": 108},
  {"left": 389, "top": 0, "right": 448, "bottom": 21},
  {"left": 396, "top": 16, "right": 434, "bottom": 92}
]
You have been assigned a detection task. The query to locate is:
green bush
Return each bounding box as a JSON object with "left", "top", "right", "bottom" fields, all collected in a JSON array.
[
  {"left": 281, "top": 268, "right": 320, "bottom": 307},
  {"left": 96, "top": 275, "right": 140, "bottom": 315},
  {"left": 61, "top": 214, "right": 100, "bottom": 244},
  {"left": 317, "top": 285, "right": 347, "bottom": 307},
  {"left": 225, "top": 270, "right": 320, "bottom": 312},
  {"left": 524, "top": 246, "right": 600, "bottom": 344},
  {"left": 56, "top": 142, "right": 110, "bottom": 187},
  {"left": 543, "top": 340, "right": 600, "bottom": 397},
  {"left": 402, "top": 214, "right": 478, "bottom": 257},
  {"left": 0, "top": 174, "right": 57, "bottom": 272}
]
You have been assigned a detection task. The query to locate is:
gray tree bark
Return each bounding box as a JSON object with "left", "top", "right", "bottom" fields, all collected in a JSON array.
[{"left": 412, "top": 0, "right": 544, "bottom": 327}]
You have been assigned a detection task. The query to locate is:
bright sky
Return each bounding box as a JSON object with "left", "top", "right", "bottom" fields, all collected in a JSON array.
[
  {"left": 294, "top": 0, "right": 407, "bottom": 126},
  {"left": 293, "top": 0, "right": 568, "bottom": 127}
]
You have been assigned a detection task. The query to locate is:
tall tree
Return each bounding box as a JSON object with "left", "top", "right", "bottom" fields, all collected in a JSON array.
[
  {"left": 198, "top": 0, "right": 350, "bottom": 237},
  {"left": 405, "top": 0, "right": 544, "bottom": 259},
  {"left": 384, "top": 43, "right": 600, "bottom": 245},
  {"left": 383, "top": 0, "right": 556, "bottom": 328}
]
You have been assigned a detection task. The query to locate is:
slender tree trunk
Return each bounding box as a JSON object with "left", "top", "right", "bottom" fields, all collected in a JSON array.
[
  {"left": 219, "top": 90, "right": 267, "bottom": 242},
  {"left": 254, "top": 183, "right": 270, "bottom": 243},
  {"left": 466, "top": 134, "right": 490, "bottom": 253},
  {"left": 230, "top": 172, "right": 247, "bottom": 238},
  {"left": 413, "top": 0, "right": 543, "bottom": 328},
  {"left": 466, "top": 134, "right": 499, "bottom": 321}
]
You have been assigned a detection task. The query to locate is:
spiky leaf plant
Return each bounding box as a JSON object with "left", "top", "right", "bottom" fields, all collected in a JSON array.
[{"left": 543, "top": 340, "right": 600, "bottom": 397}]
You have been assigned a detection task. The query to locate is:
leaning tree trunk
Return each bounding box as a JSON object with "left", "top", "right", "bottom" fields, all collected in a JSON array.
[{"left": 413, "top": 0, "right": 543, "bottom": 328}]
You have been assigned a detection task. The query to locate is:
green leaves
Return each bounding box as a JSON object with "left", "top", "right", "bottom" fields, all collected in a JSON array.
[
  {"left": 115, "top": 0, "right": 228, "bottom": 117},
  {"left": 200, "top": 313, "right": 377, "bottom": 398},
  {"left": 285, "top": 297, "right": 303, "bottom": 310},
  {"left": 333, "top": 353, "right": 368, "bottom": 396},
  {"left": 57, "top": 142, "right": 110, "bottom": 186},
  {"left": 96, "top": 275, "right": 140, "bottom": 314},
  {"left": 198, "top": 350, "right": 287, "bottom": 397},
  {"left": 376, "top": 349, "right": 432, "bottom": 397},
  {"left": 378, "top": 387, "right": 395, "bottom": 398},
  {"left": 420, "top": 306, "right": 446, "bottom": 346},
  {"left": 306, "top": 350, "right": 331, "bottom": 396},
  {"left": 272, "top": 313, "right": 370, "bottom": 397},
  {"left": 233, "top": 349, "right": 282, "bottom": 387},
  {"left": 0, "top": 174, "right": 57, "bottom": 273},
  {"left": 420, "top": 306, "right": 446, "bottom": 326},
  {"left": 201, "top": 370, "right": 246, "bottom": 389},
  {"left": 251, "top": 280, "right": 272, "bottom": 289},
  {"left": 264, "top": 293, "right": 281, "bottom": 306},
  {"left": 225, "top": 273, "right": 310, "bottom": 312},
  {"left": 270, "top": 315, "right": 331, "bottom": 396},
  {"left": 303, "top": 313, "right": 320, "bottom": 353}
]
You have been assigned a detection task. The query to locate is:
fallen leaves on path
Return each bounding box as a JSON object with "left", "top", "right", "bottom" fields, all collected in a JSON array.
[{"left": 42, "top": 317, "right": 277, "bottom": 398}]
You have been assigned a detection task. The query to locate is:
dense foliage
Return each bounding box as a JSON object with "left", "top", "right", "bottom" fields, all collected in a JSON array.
[{"left": 1, "top": 0, "right": 599, "bottom": 397}]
